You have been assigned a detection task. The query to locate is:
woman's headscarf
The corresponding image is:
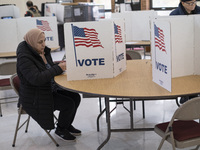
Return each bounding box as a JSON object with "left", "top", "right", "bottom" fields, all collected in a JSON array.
[{"left": 24, "top": 28, "right": 44, "bottom": 51}]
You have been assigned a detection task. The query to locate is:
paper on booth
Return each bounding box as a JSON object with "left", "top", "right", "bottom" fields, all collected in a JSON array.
[{"left": 64, "top": 19, "right": 126, "bottom": 81}]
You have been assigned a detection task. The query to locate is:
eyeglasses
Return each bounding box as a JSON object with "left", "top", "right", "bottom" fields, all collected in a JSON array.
[{"left": 184, "top": 1, "right": 197, "bottom": 6}]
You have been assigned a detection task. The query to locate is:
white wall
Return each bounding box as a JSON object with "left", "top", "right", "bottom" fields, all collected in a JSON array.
[{"left": 0, "top": 0, "right": 56, "bottom": 17}]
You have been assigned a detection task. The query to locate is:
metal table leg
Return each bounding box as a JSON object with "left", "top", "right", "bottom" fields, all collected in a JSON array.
[{"left": 97, "top": 97, "right": 111, "bottom": 150}]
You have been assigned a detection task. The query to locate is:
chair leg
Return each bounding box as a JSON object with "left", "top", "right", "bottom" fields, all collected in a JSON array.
[
  {"left": 44, "top": 130, "right": 59, "bottom": 147},
  {"left": 12, "top": 107, "right": 23, "bottom": 147},
  {"left": 157, "top": 136, "right": 168, "bottom": 150},
  {"left": 195, "top": 145, "right": 200, "bottom": 150},
  {"left": 25, "top": 116, "right": 31, "bottom": 132},
  {"left": 12, "top": 107, "right": 30, "bottom": 147}
]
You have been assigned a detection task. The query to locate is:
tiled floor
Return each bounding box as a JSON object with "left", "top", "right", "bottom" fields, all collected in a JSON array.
[{"left": 0, "top": 50, "right": 196, "bottom": 150}]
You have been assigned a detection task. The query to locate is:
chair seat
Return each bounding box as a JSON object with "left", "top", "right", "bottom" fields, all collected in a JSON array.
[
  {"left": 155, "top": 120, "right": 200, "bottom": 142},
  {"left": 0, "top": 78, "right": 10, "bottom": 86}
]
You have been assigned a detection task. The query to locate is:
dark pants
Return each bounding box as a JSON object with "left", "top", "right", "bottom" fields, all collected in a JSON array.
[{"left": 53, "top": 89, "right": 81, "bottom": 129}]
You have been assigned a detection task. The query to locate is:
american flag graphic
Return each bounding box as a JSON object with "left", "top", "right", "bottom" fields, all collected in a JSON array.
[
  {"left": 114, "top": 23, "right": 123, "bottom": 43},
  {"left": 154, "top": 24, "right": 166, "bottom": 53},
  {"left": 73, "top": 26, "right": 104, "bottom": 48},
  {"left": 36, "top": 19, "right": 52, "bottom": 31}
]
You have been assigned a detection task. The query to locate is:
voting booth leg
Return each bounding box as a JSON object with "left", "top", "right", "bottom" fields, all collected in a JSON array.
[{"left": 97, "top": 97, "right": 111, "bottom": 150}]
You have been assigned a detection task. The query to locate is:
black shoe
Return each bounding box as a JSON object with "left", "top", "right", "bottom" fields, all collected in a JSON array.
[
  {"left": 55, "top": 128, "right": 76, "bottom": 141},
  {"left": 180, "top": 96, "right": 189, "bottom": 104},
  {"left": 68, "top": 125, "right": 81, "bottom": 136}
]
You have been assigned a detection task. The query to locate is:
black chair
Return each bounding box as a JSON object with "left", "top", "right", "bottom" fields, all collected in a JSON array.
[{"left": 10, "top": 73, "right": 59, "bottom": 147}]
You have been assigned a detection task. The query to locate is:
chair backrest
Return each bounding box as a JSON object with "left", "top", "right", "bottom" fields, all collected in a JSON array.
[
  {"left": 173, "top": 97, "right": 200, "bottom": 120},
  {"left": 10, "top": 73, "right": 20, "bottom": 96},
  {"left": 0, "top": 61, "right": 17, "bottom": 75},
  {"left": 126, "top": 51, "right": 142, "bottom": 60}
]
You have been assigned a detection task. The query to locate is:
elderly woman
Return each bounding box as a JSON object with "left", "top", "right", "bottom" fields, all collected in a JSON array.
[{"left": 17, "top": 28, "right": 81, "bottom": 141}]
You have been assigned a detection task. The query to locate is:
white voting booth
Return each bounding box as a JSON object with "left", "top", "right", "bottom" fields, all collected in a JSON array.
[
  {"left": 0, "top": 17, "right": 59, "bottom": 53},
  {"left": 151, "top": 15, "right": 200, "bottom": 92},
  {"left": 0, "top": 5, "right": 20, "bottom": 19},
  {"left": 111, "top": 10, "right": 157, "bottom": 41},
  {"left": 64, "top": 19, "right": 126, "bottom": 81}
]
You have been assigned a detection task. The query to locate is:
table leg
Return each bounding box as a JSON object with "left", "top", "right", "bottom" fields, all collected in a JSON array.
[
  {"left": 130, "top": 99, "right": 134, "bottom": 130},
  {"left": 97, "top": 97, "right": 111, "bottom": 150}
]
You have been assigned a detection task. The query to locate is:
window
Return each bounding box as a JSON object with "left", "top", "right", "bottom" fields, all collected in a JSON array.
[
  {"left": 92, "top": 0, "right": 111, "bottom": 10},
  {"left": 150, "top": 0, "right": 180, "bottom": 10}
]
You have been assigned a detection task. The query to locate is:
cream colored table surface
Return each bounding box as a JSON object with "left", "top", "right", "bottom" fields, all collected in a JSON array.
[
  {"left": 0, "top": 52, "right": 16, "bottom": 58},
  {"left": 55, "top": 60, "right": 200, "bottom": 99}
]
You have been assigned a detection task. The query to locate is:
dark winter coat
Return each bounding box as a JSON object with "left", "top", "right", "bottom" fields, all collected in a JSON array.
[
  {"left": 170, "top": 2, "right": 200, "bottom": 15},
  {"left": 25, "top": 7, "right": 41, "bottom": 17},
  {"left": 17, "top": 41, "right": 63, "bottom": 129}
]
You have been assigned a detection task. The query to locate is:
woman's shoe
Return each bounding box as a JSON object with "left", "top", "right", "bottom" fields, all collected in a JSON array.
[
  {"left": 68, "top": 125, "right": 81, "bottom": 136},
  {"left": 55, "top": 127, "right": 76, "bottom": 141}
]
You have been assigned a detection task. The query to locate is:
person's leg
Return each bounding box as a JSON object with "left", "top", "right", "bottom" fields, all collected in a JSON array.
[
  {"left": 180, "top": 95, "right": 198, "bottom": 104},
  {"left": 56, "top": 89, "right": 81, "bottom": 126},
  {"left": 53, "top": 90, "right": 80, "bottom": 141}
]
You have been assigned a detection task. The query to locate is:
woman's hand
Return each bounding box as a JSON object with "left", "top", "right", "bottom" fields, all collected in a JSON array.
[{"left": 58, "top": 61, "right": 66, "bottom": 71}]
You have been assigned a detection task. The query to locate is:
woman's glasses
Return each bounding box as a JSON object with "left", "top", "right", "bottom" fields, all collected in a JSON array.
[{"left": 184, "top": 1, "right": 197, "bottom": 6}]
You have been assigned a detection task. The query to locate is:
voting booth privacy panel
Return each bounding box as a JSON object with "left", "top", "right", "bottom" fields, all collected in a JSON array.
[
  {"left": 0, "top": 5, "right": 20, "bottom": 19},
  {"left": 111, "top": 10, "right": 157, "bottom": 41},
  {"left": 151, "top": 15, "right": 200, "bottom": 92},
  {"left": 64, "top": 19, "right": 126, "bottom": 81},
  {"left": 0, "top": 17, "right": 59, "bottom": 52}
]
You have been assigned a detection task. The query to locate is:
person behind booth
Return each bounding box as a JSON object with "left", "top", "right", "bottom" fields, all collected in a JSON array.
[
  {"left": 33, "top": 5, "right": 42, "bottom": 16},
  {"left": 170, "top": 0, "right": 200, "bottom": 104},
  {"left": 170, "top": 0, "right": 200, "bottom": 15},
  {"left": 17, "top": 28, "right": 81, "bottom": 141},
  {"left": 25, "top": 1, "right": 41, "bottom": 17}
]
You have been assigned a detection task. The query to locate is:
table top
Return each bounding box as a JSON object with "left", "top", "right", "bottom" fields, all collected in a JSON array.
[
  {"left": 0, "top": 52, "right": 16, "bottom": 58},
  {"left": 55, "top": 60, "right": 200, "bottom": 99},
  {"left": 0, "top": 47, "right": 60, "bottom": 58},
  {"left": 126, "top": 40, "right": 150, "bottom": 46}
]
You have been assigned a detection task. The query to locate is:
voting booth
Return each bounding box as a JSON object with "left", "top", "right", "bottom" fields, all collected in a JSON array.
[
  {"left": 151, "top": 15, "right": 200, "bottom": 92},
  {"left": 17, "top": 17, "right": 59, "bottom": 48},
  {"left": 0, "top": 17, "right": 59, "bottom": 52},
  {"left": 0, "top": 5, "right": 20, "bottom": 19},
  {"left": 44, "top": 3, "right": 104, "bottom": 23},
  {"left": 111, "top": 10, "right": 157, "bottom": 41},
  {"left": 64, "top": 19, "right": 126, "bottom": 81}
]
